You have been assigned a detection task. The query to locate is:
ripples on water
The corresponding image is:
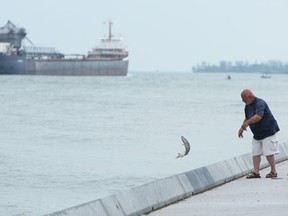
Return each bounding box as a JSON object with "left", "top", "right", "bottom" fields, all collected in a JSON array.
[{"left": 1, "top": 72, "right": 288, "bottom": 215}]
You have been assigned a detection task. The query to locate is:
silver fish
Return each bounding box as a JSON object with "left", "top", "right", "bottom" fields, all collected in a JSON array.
[{"left": 176, "top": 136, "right": 190, "bottom": 158}]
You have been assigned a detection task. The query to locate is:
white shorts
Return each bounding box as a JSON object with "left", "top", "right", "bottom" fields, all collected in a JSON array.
[{"left": 252, "top": 133, "right": 279, "bottom": 156}]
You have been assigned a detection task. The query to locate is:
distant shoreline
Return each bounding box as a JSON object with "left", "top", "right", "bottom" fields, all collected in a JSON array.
[{"left": 192, "top": 60, "right": 288, "bottom": 73}]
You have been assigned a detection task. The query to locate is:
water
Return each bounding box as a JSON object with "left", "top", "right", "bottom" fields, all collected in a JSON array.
[{"left": 1, "top": 72, "right": 288, "bottom": 216}]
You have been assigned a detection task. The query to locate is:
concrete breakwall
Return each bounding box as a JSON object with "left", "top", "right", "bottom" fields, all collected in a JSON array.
[{"left": 44, "top": 143, "right": 288, "bottom": 216}]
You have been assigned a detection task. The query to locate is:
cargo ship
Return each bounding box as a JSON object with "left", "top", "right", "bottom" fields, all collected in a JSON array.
[{"left": 0, "top": 20, "right": 129, "bottom": 76}]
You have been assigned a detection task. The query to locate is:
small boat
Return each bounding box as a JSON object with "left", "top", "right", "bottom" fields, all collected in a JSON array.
[{"left": 261, "top": 73, "right": 271, "bottom": 78}]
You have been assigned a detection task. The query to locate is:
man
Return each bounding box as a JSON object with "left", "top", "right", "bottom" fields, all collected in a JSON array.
[{"left": 238, "top": 89, "right": 280, "bottom": 179}]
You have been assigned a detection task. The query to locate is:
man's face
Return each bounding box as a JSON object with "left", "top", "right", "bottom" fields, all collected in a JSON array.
[{"left": 241, "top": 94, "right": 251, "bottom": 105}]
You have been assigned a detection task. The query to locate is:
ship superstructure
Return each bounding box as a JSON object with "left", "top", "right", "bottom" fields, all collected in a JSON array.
[{"left": 88, "top": 21, "right": 128, "bottom": 60}]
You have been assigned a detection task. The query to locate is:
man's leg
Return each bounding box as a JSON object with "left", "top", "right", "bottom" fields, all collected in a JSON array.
[
  {"left": 253, "top": 155, "right": 261, "bottom": 174},
  {"left": 266, "top": 155, "right": 276, "bottom": 174},
  {"left": 251, "top": 138, "right": 262, "bottom": 174}
]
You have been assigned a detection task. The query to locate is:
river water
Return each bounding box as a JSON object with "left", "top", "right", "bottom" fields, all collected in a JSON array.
[{"left": 1, "top": 72, "right": 287, "bottom": 216}]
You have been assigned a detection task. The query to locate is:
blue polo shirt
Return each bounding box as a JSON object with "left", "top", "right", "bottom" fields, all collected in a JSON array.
[{"left": 244, "top": 97, "right": 280, "bottom": 140}]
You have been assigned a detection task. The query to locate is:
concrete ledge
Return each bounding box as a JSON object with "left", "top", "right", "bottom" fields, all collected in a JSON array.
[
  {"left": 276, "top": 144, "right": 288, "bottom": 162},
  {"left": 281, "top": 143, "right": 288, "bottom": 156},
  {"left": 234, "top": 156, "right": 250, "bottom": 175},
  {"left": 44, "top": 195, "right": 125, "bottom": 216},
  {"left": 114, "top": 175, "right": 187, "bottom": 216},
  {"left": 240, "top": 153, "right": 254, "bottom": 171},
  {"left": 184, "top": 167, "right": 214, "bottom": 194},
  {"left": 176, "top": 173, "right": 195, "bottom": 196},
  {"left": 44, "top": 143, "right": 288, "bottom": 216},
  {"left": 205, "top": 161, "right": 231, "bottom": 186}
]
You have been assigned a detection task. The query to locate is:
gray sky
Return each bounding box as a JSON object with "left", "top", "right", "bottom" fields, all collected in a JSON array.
[{"left": 1, "top": 0, "right": 288, "bottom": 72}]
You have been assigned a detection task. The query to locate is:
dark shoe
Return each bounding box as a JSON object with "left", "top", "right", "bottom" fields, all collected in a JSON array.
[
  {"left": 246, "top": 172, "right": 261, "bottom": 179},
  {"left": 266, "top": 171, "right": 277, "bottom": 178}
]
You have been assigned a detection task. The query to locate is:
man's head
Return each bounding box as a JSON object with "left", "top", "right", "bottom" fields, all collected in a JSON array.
[{"left": 241, "top": 89, "right": 255, "bottom": 105}]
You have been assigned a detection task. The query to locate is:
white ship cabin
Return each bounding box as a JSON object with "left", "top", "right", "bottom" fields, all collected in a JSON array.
[{"left": 88, "top": 37, "right": 128, "bottom": 60}]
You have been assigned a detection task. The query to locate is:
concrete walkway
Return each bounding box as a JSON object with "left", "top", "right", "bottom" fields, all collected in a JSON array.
[{"left": 147, "top": 160, "right": 288, "bottom": 216}]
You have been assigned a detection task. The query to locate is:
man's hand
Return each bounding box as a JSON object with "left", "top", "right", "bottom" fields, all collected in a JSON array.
[{"left": 238, "top": 126, "right": 246, "bottom": 138}]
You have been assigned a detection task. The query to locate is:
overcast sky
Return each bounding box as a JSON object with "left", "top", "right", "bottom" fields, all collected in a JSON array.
[{"left": 1, "top": 0, "right": 288, "bottom": 72}]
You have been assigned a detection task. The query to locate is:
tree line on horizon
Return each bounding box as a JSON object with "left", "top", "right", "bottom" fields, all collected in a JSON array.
[{"left": 192, "top": 60, "right": 288, "bottom": 73}]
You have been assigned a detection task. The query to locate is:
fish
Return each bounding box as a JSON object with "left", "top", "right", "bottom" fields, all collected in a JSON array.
[{"left": 176, "top": 136, "right": 190, "bottom": 158}]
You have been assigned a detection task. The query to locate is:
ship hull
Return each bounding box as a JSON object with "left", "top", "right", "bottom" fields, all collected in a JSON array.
[{"left": 0, "top": 55, "right": 128, "bottom": 76}]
